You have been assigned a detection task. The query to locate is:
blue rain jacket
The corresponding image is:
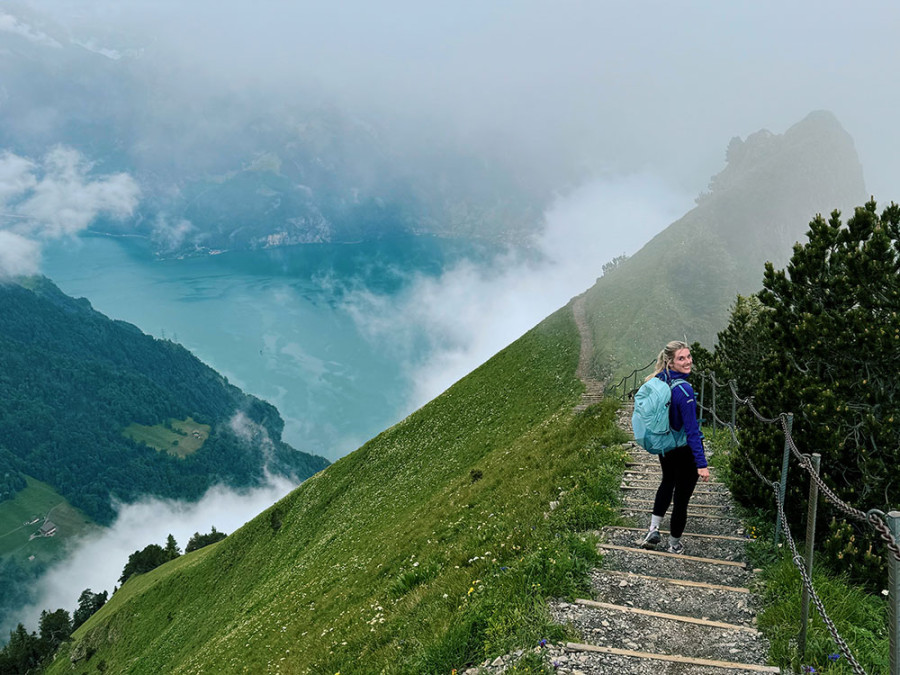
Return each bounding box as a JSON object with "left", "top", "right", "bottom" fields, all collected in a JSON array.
[{"left": 656, "top": 370, "right": 707, "bottom": 469}]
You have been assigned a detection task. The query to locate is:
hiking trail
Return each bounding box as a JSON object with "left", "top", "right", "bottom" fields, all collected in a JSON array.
[
  {"left": 547, "top": 299, "right": 776, "bottom": 673},
  {"left": 466, "top": 298, "right": 776, "bottom": 674}
]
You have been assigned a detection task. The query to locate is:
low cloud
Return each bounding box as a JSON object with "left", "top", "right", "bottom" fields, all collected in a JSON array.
[
  {"left": 0, "top": 11, "right": 61, "bottom": 48},
  {"left": 151, "top": 213, "right": 194, "bottom": 251},
  {"left": 16, "top": 147, "right": 140, "bottom": 239},
  {"left": 229, "top": 411, "right": 275, "bottom": 464},
  {"left": 0, "top": 146, "right": 140, "bottom": 277},
  {"left": 343, "top": 173, "right": 691, "bottom": 409},
  {"left": 0, "top": 231, "right": 41, "bottom": 277},
  {"left": 0, "top": 151, "right": 37, "bottom": 203},
  {"left": 12, "top": 476, "right": 295, "bottom": 635}
]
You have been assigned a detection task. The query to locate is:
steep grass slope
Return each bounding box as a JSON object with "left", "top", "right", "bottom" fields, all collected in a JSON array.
[
  {"left": 584, "top": 111, "right": 866, "bottom": 376},
  {"left": 49, "top": 306, "right": 628, "bottom": 674}
]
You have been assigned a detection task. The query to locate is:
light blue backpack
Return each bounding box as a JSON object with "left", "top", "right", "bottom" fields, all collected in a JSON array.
[{"left": 631, "top": 378, "right": 688, "bottom": 454}]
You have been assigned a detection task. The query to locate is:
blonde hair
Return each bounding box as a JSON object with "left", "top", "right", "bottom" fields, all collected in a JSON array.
[{"left": 645, "top": 340, "right": 690, "bottom": 381}]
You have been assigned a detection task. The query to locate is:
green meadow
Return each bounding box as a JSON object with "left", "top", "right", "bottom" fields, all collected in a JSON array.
[
  {"left": 50, "top": 306, "right": 632, "bottom": 674},
  {"left": 122, "top": 417, "right": 211, "bottom": 458},
  {"left": 0, "top": 477, "right": 94, "bottom": 563}
]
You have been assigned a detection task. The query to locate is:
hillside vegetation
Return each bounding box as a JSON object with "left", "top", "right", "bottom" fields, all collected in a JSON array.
[
  {"left": 0, "top": 276, "right": 329, "bottom": 524},
  {"left": 47, "top": 306, "right": 629, "bottom": 674}
]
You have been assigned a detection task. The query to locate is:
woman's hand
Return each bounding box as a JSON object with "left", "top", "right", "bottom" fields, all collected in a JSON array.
[{"left": 698, "top": 467, "right": 710, "bottom": 482}]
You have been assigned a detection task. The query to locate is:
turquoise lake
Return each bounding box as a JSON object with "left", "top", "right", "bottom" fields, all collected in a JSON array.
[{"left": 42, "top": 235, "right": 495, "bottom": 462}]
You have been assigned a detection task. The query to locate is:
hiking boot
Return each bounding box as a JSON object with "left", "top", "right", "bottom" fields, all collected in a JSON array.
[
  {"left": 640, "top": 528, "right": 661, "bottom": 549},
  {"left": 667, "top": 541, "right": 685, "bottom": 554}
]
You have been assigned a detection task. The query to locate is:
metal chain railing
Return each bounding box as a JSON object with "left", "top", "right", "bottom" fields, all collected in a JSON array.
[
  {"left": 610, "top": 359, "right": 655, "bottom": 399},
  {"left": 693, "top": 370, "right": 899, "bottom": 672},
  {"left": 726, "top": 425, "right": 866, "bottom": 669},
  {"left": 771, "top": 477, "right": 868, "bottom": 675},
  {"left": 697, "top": 371, "right": 900, "bottom": 562},
  {"left": 779, "top": 419, "right": 900, "bottom": 562}
]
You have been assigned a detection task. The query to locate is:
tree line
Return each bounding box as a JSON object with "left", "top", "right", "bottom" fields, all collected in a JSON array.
[{"left": 0, "top": 529, "right": 226, "bottom": 674}]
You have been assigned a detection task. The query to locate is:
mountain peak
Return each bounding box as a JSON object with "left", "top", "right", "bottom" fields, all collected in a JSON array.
[
  {"left": 707, "top": 110, "right": 864, "bottom": 215},
  {"left": 583, "top": 110, "right": 867, "bottom": 372}
]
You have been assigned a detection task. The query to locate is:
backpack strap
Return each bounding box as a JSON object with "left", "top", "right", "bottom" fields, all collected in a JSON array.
[{"left": 670, "top": 381, "right": 691, "bottom": 400}]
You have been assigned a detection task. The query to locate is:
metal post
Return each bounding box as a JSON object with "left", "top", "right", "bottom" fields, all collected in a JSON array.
[
  {"left": 699, "top": 375, "right": 705, "bottom": 424},
  {"left": 798, "top": 453, "right": 821, "bottom": 658},
  {"left": 889, "top": 510, "right": 900, "bottom": 675},
  {"left": 711, "top": 371, "right": 717, "bottom": 434},
  {"left": 731, "top": 380, "right": 737, "bottom": 430},
  {"left": 774, "top": 413, "right": 793, "bottom": 547}
]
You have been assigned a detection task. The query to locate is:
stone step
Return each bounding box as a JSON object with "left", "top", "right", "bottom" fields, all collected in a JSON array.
[
  {"left": 598, "top": 545, "right": 753, "bottom": 588},
  {"left": 621, "top": 475, "right": 726, "bottom": 486},
  {"left": 620, "top": 486, "right": 732, "bottom": 506},
  {"left": 550, "top": 598, "right": 773, "bottom": 667},
  {"left": 624, "top": 461, "right": 723, "bottom": 475},
  {"left": 619, "top": 507, "right": 746, "bottom": 537},
  {"left": 588, "top": 569, "right": 756, "bottom": 627},
  {"left": 601, "top": 527, "right": 748, "bottom": 562},
  {"left": 622, "top": 498, "right": 734, "bottom": 516}
]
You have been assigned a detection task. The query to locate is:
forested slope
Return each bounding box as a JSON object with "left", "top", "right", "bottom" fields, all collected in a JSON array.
[{"left": 0, "top": 277, "right": 329, "bottom": 523}]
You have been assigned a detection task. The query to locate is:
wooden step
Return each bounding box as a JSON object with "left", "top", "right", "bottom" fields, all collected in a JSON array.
[
  {"left": 619, "top": 508, "right": 745, "bottom": 537},
  {"left": 620, "top": 487, "right": 734, "bottom": 507},
  {"left": 622, "top": 498, "right": 733, "bottom": 514},
  {"left": 574, "top": 599, "right": 759, "bottom": 633},
  {"left": 564, "top": 643, "right": 780, "bottom": 673},
  {"left": 551, "top": 598, "right": 772, "bottom": 667},
  {"left": 601, "top": 527, "right": 747, "bottom": 562},
  {"left": 598, "top": 545, "right": 754, "bottom": 588},
  {"left": 599, "top": 544, "right": 746, "bottom": 568},
  {"left": 589, "top": 569, "right": 756, "bottom": 627}
]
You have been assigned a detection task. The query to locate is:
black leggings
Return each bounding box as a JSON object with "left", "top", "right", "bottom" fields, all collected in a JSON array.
[{"left": 652, "top": 445, "right": 699, "bottom": 538}]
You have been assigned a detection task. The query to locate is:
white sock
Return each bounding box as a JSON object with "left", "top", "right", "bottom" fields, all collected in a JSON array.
[
  {"left": 650, "top": 515, "right": 662, "bottom": 530},
  {"left": 669, "top": 535, "right": 681, "bottom": 547}
]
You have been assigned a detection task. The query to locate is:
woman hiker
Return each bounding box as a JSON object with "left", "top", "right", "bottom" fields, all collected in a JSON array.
[{"left": 640, "top": 340, "right": 709, "bottom": 554}]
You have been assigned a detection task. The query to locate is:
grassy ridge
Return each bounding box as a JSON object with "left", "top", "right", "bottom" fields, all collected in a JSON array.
[{"left": 49, "top": 306, "right": 630, "bottom": 674}]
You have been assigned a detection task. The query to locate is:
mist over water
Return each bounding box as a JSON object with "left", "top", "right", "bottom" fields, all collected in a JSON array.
[
  {"left": 42, "top": 173, "right": 691, "bottom": 461},
  {"left": 6, "top": 172, "right": 690, "bottom": 636},
  {"left": 343, "top": 173, "right": 693, "bottom": 407}
]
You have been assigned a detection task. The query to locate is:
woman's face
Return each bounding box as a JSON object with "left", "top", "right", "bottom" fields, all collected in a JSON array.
[{"left": 670, "top": 348, "right": 692, "bottom": 374}]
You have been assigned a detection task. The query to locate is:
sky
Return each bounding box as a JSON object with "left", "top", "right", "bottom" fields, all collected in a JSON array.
[
  {"left": 3, "top": 0, "right": 900, "bottom": 632},
  {"left": 4, "top": 1, "right": 900, "bottom": 197}
]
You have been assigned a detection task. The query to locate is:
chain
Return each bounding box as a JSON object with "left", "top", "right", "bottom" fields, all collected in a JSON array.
[
  {"left": 744, "top": 452, "right": 776, "bottom": 489},
  {"left": 866, "top": 510, "right": 900, "bottom": 562},
  {"left": 697, "top": 371, "right": 900, "bottom": 562},
  {"left": 772, "top": 485, "right": 868, "bottom": 674},
  {"left": 691, "top": 369, "right": 897, "bottom": 668},
  {"left": 612, "top": 359, "right": 656, "bottom": 398},
  {"left": 696, "top": 401, "right": 740, "bottom": 445},
  {"left": 780, "top": 418, "right": 900, "bottom": 562}
]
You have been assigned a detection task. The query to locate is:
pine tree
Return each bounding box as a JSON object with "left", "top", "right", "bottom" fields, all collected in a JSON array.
[
  {"left": 718, "top": 200, "right": 900, "bottom": 586},
  {"left": 38, "top": 608, "right": 72, "bottom": 653},
  {"left": 164, "top": 534, "right": 181, "bottom": 560}
]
